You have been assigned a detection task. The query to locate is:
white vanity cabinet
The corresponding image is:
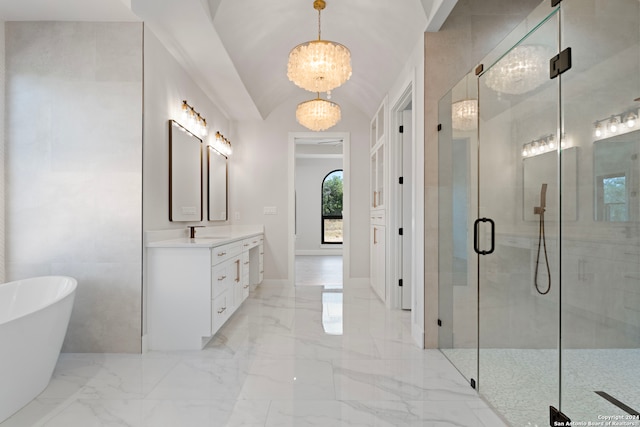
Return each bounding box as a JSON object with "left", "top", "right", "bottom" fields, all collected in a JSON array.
[
  {"left": 210, "top": 241, "right": 243, "bottom": 335},
  {"left": 146, "top": 230, "right": 263, "bottom": 351}
]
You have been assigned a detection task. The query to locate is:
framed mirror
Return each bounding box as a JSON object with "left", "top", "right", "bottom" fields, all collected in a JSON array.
[
  {"left": 593, "top": 130, "right": 640, "bottom": 222},
  {"left": 169, "top": 120, "right": 202, "bottom": 221},
  {"left": 207, "top": 146, "right": 228, "bottom": 221}
]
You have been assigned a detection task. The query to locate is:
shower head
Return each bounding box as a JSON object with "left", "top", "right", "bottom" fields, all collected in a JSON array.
[
  {"left": 534, "top": 183, "right": 547, "bottom": 215},
  {"left": 540, "top": 183, "right": 547, "bottom": 209}
]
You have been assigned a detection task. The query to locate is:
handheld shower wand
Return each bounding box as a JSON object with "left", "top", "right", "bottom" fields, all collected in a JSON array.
[{"left": 534, "top": 183, "right": 551, "bottom": 295}]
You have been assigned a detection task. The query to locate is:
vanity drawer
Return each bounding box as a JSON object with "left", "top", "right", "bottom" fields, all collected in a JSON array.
[
  {"left": 242, "top": 235, "right": 262, "bottom": 250},
  {"left": 211, "top": 242, "right": 242, "bottom": 265},
  {"left": 212, "top": 262, "right": 232, "bottom": 298}
]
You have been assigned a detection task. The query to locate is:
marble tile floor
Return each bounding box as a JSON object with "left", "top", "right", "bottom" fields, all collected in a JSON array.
[
  {"left": 2, "top": 282, "right": 507, "bottom": 427},
  {"left": 295, "top": 255, "right": 343, "bottom": 288}
]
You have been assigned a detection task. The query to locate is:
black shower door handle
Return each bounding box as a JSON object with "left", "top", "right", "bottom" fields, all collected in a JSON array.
[{"left": 473, "top": 218, "right": 495, "bottom": 255}]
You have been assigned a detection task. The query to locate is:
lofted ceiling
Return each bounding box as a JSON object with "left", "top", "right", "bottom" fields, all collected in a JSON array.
[{"left": 0, "top": 0, "right": 457, "bottom": 121}]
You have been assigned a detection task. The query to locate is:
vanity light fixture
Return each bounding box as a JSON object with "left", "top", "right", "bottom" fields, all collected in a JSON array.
[
  {"left": 522, "top": 134, "right": 561, "bottom": 158},
  {"left": 180, "top": 100, "right": 208, "bottom": 138},
  {"left": 211, "top": 131, "right": 233, "bottom": 157},
  {"left": 593, "top": 108, "right": 639, "bottom": 141},
  {"left": 287, "top": 0, "right": 352, "bottom": 94}
]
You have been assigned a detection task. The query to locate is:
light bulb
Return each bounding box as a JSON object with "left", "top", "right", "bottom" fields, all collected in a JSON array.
[
  {"left": 594, "top": 123, "right": 602, "bottom": 138},
  {"left": 625, "top": 112, "right": 637, "bottom": 128},
  {"left": 547, "top": 136, "right": 556, "bottom": 149},
  {"left": 609, "top": 117, "right": 619, "bottom": 133},
  {"left": 533, "top": 142, "right": 540, "bottom": 153},
  {"left": 522, "top": 145, "right": 529, "bottom": 157}
]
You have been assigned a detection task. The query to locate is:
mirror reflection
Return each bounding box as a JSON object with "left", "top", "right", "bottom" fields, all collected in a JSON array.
[
  {"left": 207, "top": 147, "right": 228, "bottom": 221},
  {"left": 169, "top": 120, "right": 202, "bottom": 222},
  {"left": 593, "top": 130, "right": 640, "bottom": 221}
]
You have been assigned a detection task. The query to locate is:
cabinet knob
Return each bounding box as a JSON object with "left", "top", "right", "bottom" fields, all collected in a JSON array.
[
  {"left": 217, "top": 251, "right": 227, "bottom": 257},
  {"left": 218, "top": 275, "right": 226, "bottom": 281}
]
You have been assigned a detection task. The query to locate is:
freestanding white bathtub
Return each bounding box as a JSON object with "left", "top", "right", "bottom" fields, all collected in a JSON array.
[{"left": 0, "top": 276, "right": 77, "bottom": 423}]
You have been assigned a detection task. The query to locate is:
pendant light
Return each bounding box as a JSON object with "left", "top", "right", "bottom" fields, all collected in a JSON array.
[{"left": 287, "top": 0, "right": 352, "bottom": 94}]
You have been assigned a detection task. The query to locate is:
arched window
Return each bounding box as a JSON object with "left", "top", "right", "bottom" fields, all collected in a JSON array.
[{"left": 322, "top": 169, "right": 343, "bottom": 244}]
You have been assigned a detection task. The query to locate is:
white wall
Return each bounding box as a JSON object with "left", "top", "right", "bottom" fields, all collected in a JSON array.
[
  {"left": 143, "top": 26, "right": 231, "bottom": 232},
  {"left": 232, "top": 96, "right": 370, "bottom": 282},
  {"left": 295, "top": 157, "right": 343, "bottom": 254},
  {"left": 5, "top": 22, "right": 143, "bottom": 353}
]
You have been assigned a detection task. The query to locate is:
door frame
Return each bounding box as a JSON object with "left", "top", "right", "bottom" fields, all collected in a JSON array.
[
  {"left": 390, "top": 84, "right": 415, "bottom": 310},
  {"left": 288, "top": 132, "right": 351, "bottom": 285}
]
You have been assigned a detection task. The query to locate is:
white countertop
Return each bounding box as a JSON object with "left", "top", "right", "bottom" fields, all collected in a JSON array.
[{"left": 146, "top": 225, "right": 264, "bottom": 248}]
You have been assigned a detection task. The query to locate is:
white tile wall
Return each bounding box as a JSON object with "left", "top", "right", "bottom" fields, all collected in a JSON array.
[{"left": 5, "top": 22, "right": 143, "bottom": 353}]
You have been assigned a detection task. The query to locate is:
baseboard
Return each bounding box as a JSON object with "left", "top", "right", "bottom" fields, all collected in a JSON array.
[
  {"left": 261, "top": 279, "right": 292, "bottom": 287},
  {"left": 295, "top": 249, "right": 343, "bottom": 256},
  {"left": 412, "top": 326, "right": 425, "bottom": 349}
]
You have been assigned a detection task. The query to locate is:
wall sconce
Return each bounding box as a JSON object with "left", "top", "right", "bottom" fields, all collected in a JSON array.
[
  {"left": 522, "top": 134, "right": 564, "bottom": 158},
  {"left": 593, "top": 108, "right": 639, "bottom": 141},
  {"left": 180, "top": 100, "right": 208, "bottom": 138},
  {"left": 211, "top": 131, "right": 233, "bottom": 157}
]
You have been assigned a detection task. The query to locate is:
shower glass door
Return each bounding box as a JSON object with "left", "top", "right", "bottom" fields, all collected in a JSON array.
[
  {"left": 438, "top": 70, "right": 478, "bottom": 386},
  {"left": 477, "top": 5, "right": 561, "bottom": 426},
  {"left": 559, "top": 0, "right": 640, "bottom": 423}
]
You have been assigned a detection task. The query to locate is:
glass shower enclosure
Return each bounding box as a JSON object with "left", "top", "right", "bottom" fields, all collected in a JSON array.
[{"left": 438, "top": 1, "right": 640, "bottom": 426}]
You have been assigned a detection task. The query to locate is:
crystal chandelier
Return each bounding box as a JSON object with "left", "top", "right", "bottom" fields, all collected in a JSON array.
[
  {"left": 287, "top": 0, "right": 352, "bottom": 94},
  {"left": 451, "top": 99, "right": 478, "bottom": 131},
  {"left": 484, "top": 45, "right": 549, "bottom": 95},
  {"left": 296, "top": 95, "right": 341, "bottom": 131}
]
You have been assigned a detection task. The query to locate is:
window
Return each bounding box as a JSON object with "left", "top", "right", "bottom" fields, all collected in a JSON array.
[
  {"left": 322, "top": 170, "right": 343, "bottom": 244},
  {"left": 596, "top": 173, "right": 628, "bottom": 221}
]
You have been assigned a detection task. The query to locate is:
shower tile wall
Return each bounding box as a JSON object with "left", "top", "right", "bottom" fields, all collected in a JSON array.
[{"left": 5, "top": 22, "right": 143, "bottom": 353}]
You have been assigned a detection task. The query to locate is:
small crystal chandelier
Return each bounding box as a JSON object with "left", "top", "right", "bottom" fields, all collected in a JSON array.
[
  {"left": 287, "top": 0, "right": 352, "bottom": 94},
  {"left": 451, "top": 99, "right": 478, "bottom": 131},
  {"left": 296, "top": 94, "right": 341, "bottom": 131},
  {"left": 484, "top": 45, "right": 549, "bottom": 95}
]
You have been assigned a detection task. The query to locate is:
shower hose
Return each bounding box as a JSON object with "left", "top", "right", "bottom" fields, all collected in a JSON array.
[{"left": 534, "top": 209, "right": 551, "bottom": 295}]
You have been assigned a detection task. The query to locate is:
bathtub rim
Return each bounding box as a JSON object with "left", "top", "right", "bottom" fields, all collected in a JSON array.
[{"left": 0, "top": 275, "right": 78, "bottom": 326}]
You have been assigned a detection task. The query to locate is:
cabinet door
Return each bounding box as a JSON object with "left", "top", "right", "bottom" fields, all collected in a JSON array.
[
  {"left": 371, "top": 225, "right": 386, "bottom": 302},
  {"left": 212, "top": 290, "right": 231, "bottom": 334}
]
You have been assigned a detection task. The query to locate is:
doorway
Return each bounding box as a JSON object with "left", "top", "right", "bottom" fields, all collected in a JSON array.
[{"left": 288, "top": 132, "right": 350, "bottom": 289}]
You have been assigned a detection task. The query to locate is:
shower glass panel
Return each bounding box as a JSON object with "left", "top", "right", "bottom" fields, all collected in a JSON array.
[
  {"left": 477, "top": 7, "right": 560, "bottom": 427},
  {"left": 438, "top": 71, "right": 478, "bottom": 385},
  {"left": 560, "top": 0, "right": 640, "bottom": 422}
]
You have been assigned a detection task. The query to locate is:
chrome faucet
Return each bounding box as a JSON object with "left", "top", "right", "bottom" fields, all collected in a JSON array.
[{"left": 187, "top": 225, "right": 205, "bottom": 239}]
